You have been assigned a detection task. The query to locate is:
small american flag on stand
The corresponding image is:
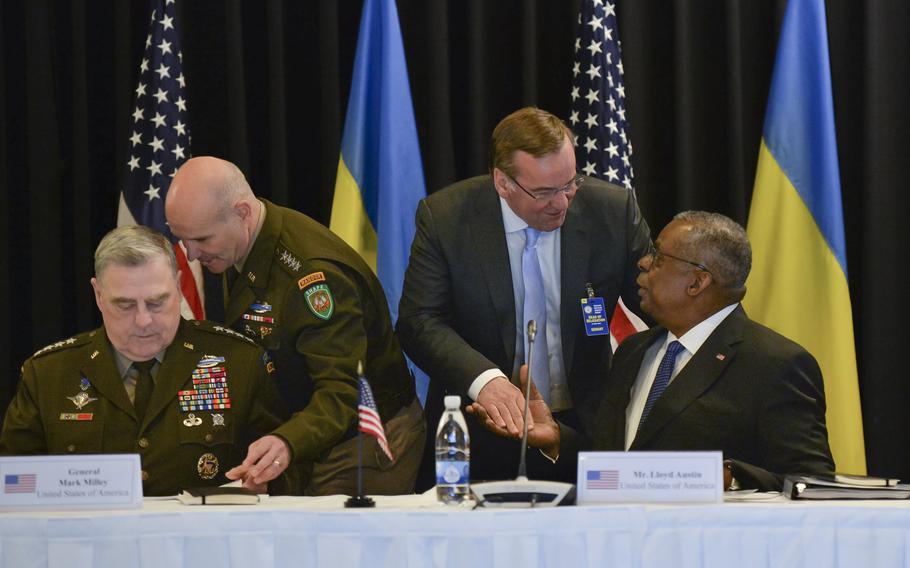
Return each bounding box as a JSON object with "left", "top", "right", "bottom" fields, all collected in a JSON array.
[
  {"left": 570, "top": 0, "right": 648, "bottom": 349},
  {"left": 118, "top": 0, "right": 204, "bottom": 320},
  {"left": 357, "top": 363, "right": 395, "bottom": 462}
]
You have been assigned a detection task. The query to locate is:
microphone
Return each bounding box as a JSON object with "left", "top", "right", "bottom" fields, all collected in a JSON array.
[{"left": 470, "top": 320, "right": 575, "bottom": 507}]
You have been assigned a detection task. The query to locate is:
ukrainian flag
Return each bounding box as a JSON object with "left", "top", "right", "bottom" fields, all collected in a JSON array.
[
  {"left": 330, "top": 0, "right": 426, "bottom": 324},
  {"left": 744, "top": 0, "right": 865, "bottom": 472},
  {"left": 330, "top": 0, "right": 429, "bottom": 400}
]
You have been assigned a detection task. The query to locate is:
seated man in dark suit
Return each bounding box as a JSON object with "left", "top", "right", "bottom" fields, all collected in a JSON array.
[{"left": 470, "top": 211, "right": 834, "bottom": 491}]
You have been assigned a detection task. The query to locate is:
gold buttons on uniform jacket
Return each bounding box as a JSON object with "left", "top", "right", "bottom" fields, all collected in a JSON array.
[
  {"left": 205, "top": 434, "right": 214, "bottom": 443},
  {"left": 138, "top": 438, "right": 149, "bottom": 449},
  {"left": 66, "top": 444, "right": 76, "bottom": 453},
  {"left": 141, "top": 470, "right": 149, "bottom": 482}
]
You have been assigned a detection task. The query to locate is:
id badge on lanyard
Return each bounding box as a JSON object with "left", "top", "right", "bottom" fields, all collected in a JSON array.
[{"left": 580, "top": 282, "right": 608, "bottom": 336}]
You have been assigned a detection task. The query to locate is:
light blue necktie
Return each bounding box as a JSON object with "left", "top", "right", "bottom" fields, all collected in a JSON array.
[
  {"left": 522, "top": 227, "right": 550, "bottom": 403},
  {"left": 637, "top": 340, "right": 684, "bottom": 431}
]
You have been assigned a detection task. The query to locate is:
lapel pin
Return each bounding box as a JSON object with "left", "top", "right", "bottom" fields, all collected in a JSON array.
[
  {"left": 716, "top": 353, "right": 726, "bottom": 361},
  {"left": 90, "top": 350, "right": 100, "bottom": 359}
]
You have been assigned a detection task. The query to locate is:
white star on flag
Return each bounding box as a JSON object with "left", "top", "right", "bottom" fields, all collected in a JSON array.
[{"left": 118, "top": 0, "right": 204, "bottom": 321}]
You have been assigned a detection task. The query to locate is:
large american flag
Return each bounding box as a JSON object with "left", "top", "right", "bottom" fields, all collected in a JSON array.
[
  {"left": 118, "top": 0, "right": 204, "bottom": 319},
  {"left": 358, "top": 375, "right": 395, "bottom": 463},
  {"left": 570, "top": 0, "right": 647, "bottom": 349}
]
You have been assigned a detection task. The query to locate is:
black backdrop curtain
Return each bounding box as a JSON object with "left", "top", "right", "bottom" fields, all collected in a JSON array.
[{"left": 1, "top": 1, "right": 906, "bottom": 478}]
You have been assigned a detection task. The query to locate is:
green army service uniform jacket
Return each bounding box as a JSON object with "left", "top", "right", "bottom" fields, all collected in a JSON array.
[
  {"left": 0, "top": 318, "right": 296, "bottom": 496},
  {"left": 224, "top": 199, "right": 416, "bottom": 467}
]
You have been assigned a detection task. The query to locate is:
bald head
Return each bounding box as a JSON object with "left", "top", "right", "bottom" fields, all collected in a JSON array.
[
  {"left": 165, "top": 156, "right": 261, "bottom": 273},
  {"left": 167, "top": 156, "right": 253, "bottom": 219}
]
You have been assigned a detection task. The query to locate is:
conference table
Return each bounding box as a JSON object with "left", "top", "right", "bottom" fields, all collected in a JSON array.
[{"left": 2, "top": 491, "right": 909, "bottom": 568}]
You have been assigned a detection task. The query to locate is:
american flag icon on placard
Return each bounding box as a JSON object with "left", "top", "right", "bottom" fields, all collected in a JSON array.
[
  {"left": 4, "top": 473, "right": 37, "bottom": 494},
  {"left": 586, "top": 469, "right": 619, "bottom": 490}
]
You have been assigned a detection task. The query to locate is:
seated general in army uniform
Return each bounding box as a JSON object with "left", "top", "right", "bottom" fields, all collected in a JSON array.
[{"left": 0, "top": 225, "right": 296, "bottom": 496}]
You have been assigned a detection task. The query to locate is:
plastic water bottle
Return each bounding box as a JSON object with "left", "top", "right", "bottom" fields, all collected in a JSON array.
[{"left": 436, "top": 395, "right": 470, "bottom": 504}]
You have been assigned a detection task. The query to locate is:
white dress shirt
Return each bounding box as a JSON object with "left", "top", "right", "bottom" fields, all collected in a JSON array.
[
  {"left": 467, "top": 197, "right": 570, "bottom": 411},
  {"left": 624, "top": 303, "right": 739, "bottom": 449}
]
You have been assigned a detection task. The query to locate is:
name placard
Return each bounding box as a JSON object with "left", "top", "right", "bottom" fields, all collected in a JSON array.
[
  {"left": 0, "top": 454, "right": 142, "bottom": 511},
  {"left": 577, "top": 451, "right": 723, "bottom": 505}
]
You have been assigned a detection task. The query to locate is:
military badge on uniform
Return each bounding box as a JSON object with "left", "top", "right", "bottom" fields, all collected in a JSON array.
[
  {"left": 60, "top": 413, "right": 93, "bottom": 421},
  {"left": 304, "top": 283, "right": 335, "bottom": 320},
  {"left": 67, "top": 391, "right": 98, "bottom": 410},
  {"left": 197, "top": 453, "right": 219, "bottom": 480},
  {"left": 279, "top": 249, "right": 302, "bottom": 272},
  {"left": 212, "top": 413, "right": 225, "bottom": 427},
  {"left": 262, "top": 352, "right": 276, "bottom": 375},
  {"left": 197, "top": 355, "right": 226, "bottom": 368},
  {"left": 178, "top": 357, "right": 233, "bottom": 412},
  {"left": 298, "top": 271, "right": 325, "bottom": 290},
  {"left": 251, "top": 301, "right": 272, "bottom": 314},
  {"left": 183, "top": 413, "right": 203, "bottom": 427},
  {"left": 80, "top": 377, "right": 91, "bottom": 391}
]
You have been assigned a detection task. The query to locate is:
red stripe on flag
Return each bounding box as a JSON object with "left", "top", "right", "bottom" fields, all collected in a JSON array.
[
  {"left": 610, "top": 298, "right": 648, "bottom": 351},
  {"left": 174, "top": 243, "right": 204, "bottom": 320}
]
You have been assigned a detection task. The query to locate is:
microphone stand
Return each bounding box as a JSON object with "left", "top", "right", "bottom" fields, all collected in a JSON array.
[
  {"left": 516, "top": 320, "right": 536, "bottom": 481},
  {"left": 470, "top": 320, "right": 575, "bottom": 507}
]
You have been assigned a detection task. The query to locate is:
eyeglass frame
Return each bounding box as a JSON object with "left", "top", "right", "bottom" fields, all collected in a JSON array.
[
  {"left": 644, "top": 242, "right": 712, "bottom": 275},
  {"left": 506, "top": 172, "right": 585, "bottom": 201}
]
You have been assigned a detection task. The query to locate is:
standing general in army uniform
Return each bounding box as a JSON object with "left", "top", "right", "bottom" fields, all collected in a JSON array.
[
  {"left": 0, "top": 225, "right": 296, "bottom": 496},
  {"left": 165, "top": 156, "right": 424, "bottom": 495}
]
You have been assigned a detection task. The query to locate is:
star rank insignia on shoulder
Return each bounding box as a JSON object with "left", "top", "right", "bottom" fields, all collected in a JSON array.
[
  {"left": 278, "top": 247, "right": 302, "bottom": 273},
  {"left": 32, "top": 335, "right": 85, "bottom": 358},
  {"left": 210, "top": 324, "right": 257, "bottom": 345}
]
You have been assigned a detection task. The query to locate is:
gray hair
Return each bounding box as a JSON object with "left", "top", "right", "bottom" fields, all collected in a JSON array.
[
  {"left": 94, "top": 225, "right": 178, "bottom": 279},
  {"left": 673, "top": 211, "right": 751, "bottom": 294}
]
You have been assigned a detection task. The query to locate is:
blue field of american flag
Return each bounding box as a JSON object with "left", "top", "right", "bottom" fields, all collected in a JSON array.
[
  {"left": 586, "top": 469, "right": 620, "bottom": 490},
  {"left": 4, "top": 473, "right": 37, "bottom": 494}
]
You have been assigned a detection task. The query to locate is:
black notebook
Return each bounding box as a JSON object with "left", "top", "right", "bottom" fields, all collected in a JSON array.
[
  {"left": 783, "top": 475, "right": 910, "bottom": 500},
  {"left": 177, "top": 486, "right": 260, "bottom": 505}
]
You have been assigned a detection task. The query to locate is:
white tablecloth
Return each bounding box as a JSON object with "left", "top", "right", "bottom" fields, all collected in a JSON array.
[{"left": 2, "top": 492, "right": 910, "bottom": 568}]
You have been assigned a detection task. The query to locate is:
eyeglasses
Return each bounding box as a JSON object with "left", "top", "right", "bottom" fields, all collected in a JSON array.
[
  {"left": 508, "top": 173, "right": 584, "bottom": 201},
  {"left": 645, "top": 243, "right": 712, "bottom": 274}
]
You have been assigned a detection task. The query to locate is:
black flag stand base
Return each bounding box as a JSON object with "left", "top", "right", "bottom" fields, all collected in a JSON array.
[
  {"left": 344, "top": 431, "right": 376, "bottom": 508},
  {"left": 344, "top": 495, "right": 375, "bottom": 508}
]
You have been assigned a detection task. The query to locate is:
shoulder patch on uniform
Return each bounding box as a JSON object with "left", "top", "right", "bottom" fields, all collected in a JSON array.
[
  {"left": 32, "top": 335, "right": 87, "bottom": 358},
  {"left": 304, "top": 283, "right": 335, "bottom": 320},
  {"left": 277, "top": 246, "right": 302, "bottom": 273},
  {"left": 298, "top": 271, "right": 326, "bottom": 289}
]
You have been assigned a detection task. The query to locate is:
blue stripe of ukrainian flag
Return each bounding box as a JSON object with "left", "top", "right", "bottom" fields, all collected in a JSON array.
[
  {"left": 330, "top": 0, "right": 429, "bottom": 401},
  {"left": 330, "top": 0, "right": 426, "bottom": 324},
  {"left": 744, "top": 0, "right": 865, "bottom": 472}
]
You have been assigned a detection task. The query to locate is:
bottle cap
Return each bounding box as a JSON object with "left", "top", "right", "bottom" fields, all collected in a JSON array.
[{"left": 444, "top": 395, "right": 461, "bottom": 409}]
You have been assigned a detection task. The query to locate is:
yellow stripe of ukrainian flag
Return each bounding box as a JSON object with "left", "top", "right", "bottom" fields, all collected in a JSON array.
[
  {"left": 745, "top": 142, "right": 864, "bottom": 472},
  {"left": 330, "top": 157, "right": 378, "bottom": 273}
]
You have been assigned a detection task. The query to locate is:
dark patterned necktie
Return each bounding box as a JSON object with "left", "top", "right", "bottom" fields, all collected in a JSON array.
[{"left": 637, "top": 340, "right": 684, "bottom": 431}]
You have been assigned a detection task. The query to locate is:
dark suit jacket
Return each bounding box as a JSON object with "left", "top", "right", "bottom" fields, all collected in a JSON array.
[
  {"left": 559, "top": 305, "right": 835, "bottom": 491},
  {"left": 397, "top": 175, "right": 650, "bottom": 483}
]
